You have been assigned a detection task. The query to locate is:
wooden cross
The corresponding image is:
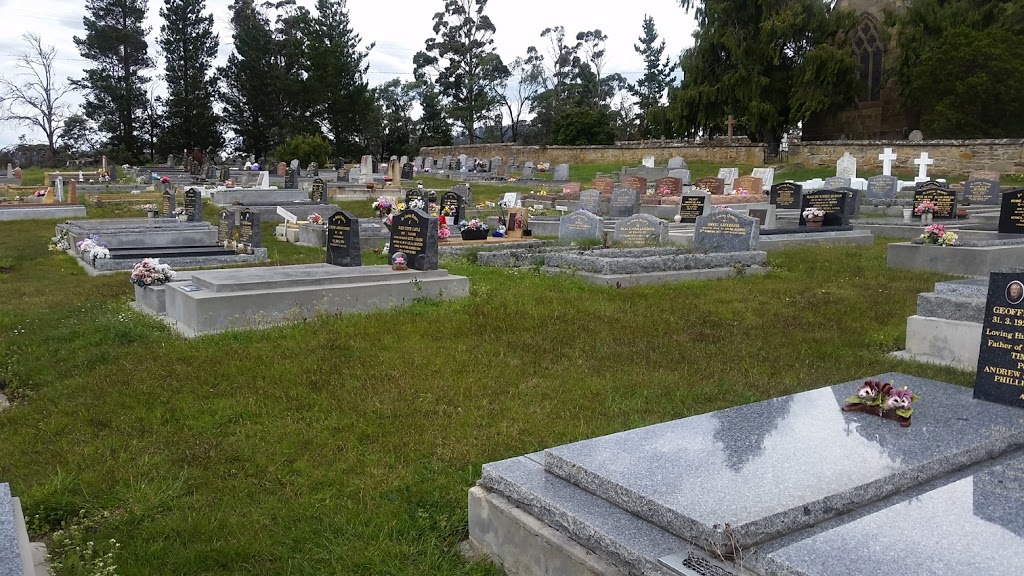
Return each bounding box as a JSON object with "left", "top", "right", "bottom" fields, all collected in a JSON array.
[{"left": 726, "top": 115, "right": 736, "bottom": 138}]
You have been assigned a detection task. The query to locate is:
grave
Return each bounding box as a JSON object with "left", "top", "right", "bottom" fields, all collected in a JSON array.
[
  {"left": 541, "top": 246, "right": 767, "bottom": 287},
  {"left": 0, "top": 482, "right": 34, "bottom": 576},
  {"left": 732, "top": 175, "right": 762, "bottom": 194},
  {"left": 578, "top": 189, "right": 602, "bottom": 214},
  {"left": 717, "top": 168, "right": 739, "bottom": 186},
  {"left": 800, "top": 190, "right": 849, "bottom": 227},
  {"left": 770, "top": 182, "right": 803, "bottom": 209},
  {"left": 913, "top": 184, "right": 957, "bottom": 220},
  {"left": 963, "top": 178, "right": 1000, "bottom": 205},
  {"left": 751, "top": 167, "right": 774, "bottom": 190},
  {"left": 836, "top": 152, "right": 857, "bottom": 178},
  {"left": 823, "top": 176, "right": 851, "bottom": 190},
  {"left": 0, "top": 203, "right": 86, "bottom": 221},
  {"left": 887, "top": 227, "right": 1024, "bottom": 276},
  {"left": 552, "top": 164, "right": 569, "bottom": 181},
  {"left": 865, "top": 175, "right": 898, "bottom": 199},
  {"left": 998, "top": 188, "right": 1024, "bottom": 233},
  {"left": 612, "top": 214, "right": 668, "bottom": 246},
  {"left": 668, "top": 169, "right": 690, "bottom": 184},
  {"left": 388, "top": 209, "right": 439, "bottom": 271},
  {"left": 655, "top": 177, "right": 682, "bottom": 197},
  {"left": 608, "top": 188, "right": 640, "bottom": 218},
  {"left": 326, "top": 210, "right": 361, "bottom": 267},
  {"left": 691, "top": 210, "right": 759, "bottom": 253},
  {"left": 310, "top": 178, "right": 326, "bottom": 203},
  {"left": 667, "top": 157, "right": 686, "bottom": 169},
  {"left": 694, "top": 177, "right": 725, "bottom": 195},
  {"left": 894, "top": 278, "right": 986, "bottom": 371},
  {"left": 621, "top": 175, "right": 647, "bottom": 193},
  {"left": 183, "top": 188, "right": 202, "bottom": 222},
  {"left": 677, "top": 193, "right": 711, "bottom": 224},
  {"left": 591, "top": 177, "right": 614, "bottom": 195},
  {"left": 558, "top": 210, "right": 604, "bottom": 243}
]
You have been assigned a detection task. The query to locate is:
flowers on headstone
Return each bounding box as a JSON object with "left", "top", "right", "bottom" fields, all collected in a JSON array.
[
  {"left": 372, "top": 196, "right": 394, "bottom": 218},
  {"left": 913, "top": 200, "right": 936, "bottom": 215},
  {"left": 408, "top": 198, "right": 426, "bottom": 211},
  {"left": 307, "top": 213, "right": 323, "bottom": 225},
  {"left": 130, "top": 258, "right": 176, "bottom": 287},
  {"left": 916, "top": 224, "right": 958, "bottom": 246},
  {"left": 76, "top": 235, "right": 110, "bottom": 260},
  {"left": 801, "top": 207, "right": 825, "bottom": 220},
  {"left": 140, "top": 204, "right": 158, "bottom": 214},
  {"left": 841, "top": 380, "right": 919, "bottom": 427},
  {"left": 49, "top": 229, "right": 70, "bottom": 252}
]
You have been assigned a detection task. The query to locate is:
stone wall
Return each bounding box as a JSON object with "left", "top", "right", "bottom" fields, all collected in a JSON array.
[{"left": 419, "top": 139, "right": 1024, "bottom": 176}]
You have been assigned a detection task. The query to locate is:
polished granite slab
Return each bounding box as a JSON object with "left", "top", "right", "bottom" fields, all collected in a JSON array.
[
  {"left": 544, "top": 373, "right": 1024, "bottom": 551},
  {"left": 758, "top": 449, "right": 1024, "bottom": 576}
]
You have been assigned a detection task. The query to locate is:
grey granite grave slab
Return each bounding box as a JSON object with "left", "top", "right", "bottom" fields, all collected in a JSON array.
[
  {"left": 544, "top": 247, "right": 766, "bottom": 276},
  {"left": 578, "top": 189, "right": 602, "bottom": 214},
  {"left": 865, "top": 175, "right": 898, "bottom": 199},
  {"left": 691, "top": 210, "right": 759, "bottom": 253},
  {"left": 612, "top": 214, "right": 668, "bottom": 245},
  {"left": 559, "top": 210, "right": 604, "bottom": 242},
  {"left": 887, "top": 242, "right": 1024, "bottom": 276},
  {"left": 209, "top": 189, "right": 308, "bottom": 205},
  {"left": 0, "top": 484, "right": 22, "bottom": 576},
  {"left": 543, "top": 373, "right": 1024, "bottom": 552},
  {"left": 757, "top": 229, "right": 874, "bottom": 252},
  {"left": 0, "top": 205, "right": 86, "bottom": 221},
  {"left": 60, "top": 218, "right": 219, "bottom": 251}
]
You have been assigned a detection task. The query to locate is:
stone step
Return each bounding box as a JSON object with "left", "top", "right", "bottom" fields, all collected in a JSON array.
[
  {"left": 916, "top": 293, "right": 986, "bottom": 323},
  {"left": 1, "top": 483, "right": 34, "bottom": 576}
]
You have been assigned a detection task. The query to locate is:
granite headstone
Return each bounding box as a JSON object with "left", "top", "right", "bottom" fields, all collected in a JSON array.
[
  {"left": 183, "top": 188, "right": 202, "bottom": 222},
  {"left": 238, "top": 208, "right": 262, "bottom": 247},
  {"left": 608, "top": 188, "right": 640, "bottom": 218},
  {"left": 913, "top": 186, "right": 957, "bottom": 220},
  {"left": 964, "top": 179, "right": 1000, "bottom": 205},
  {"left": 974, "top": 271, "right": 1024, "bottom": 408},
  {"left": 770, "top": 182, "right": 803, "bottom": 209},
  {"left": 558, "top": 209, "right": 604, "bottom": 243},
  {"left": 388, "top": 209, "right": 438, "bottom": 271},
  {"left": 692, "top": 210, "right": 759, "bottom": 253},
  {"left": 579, "top": 189, "right": 602, "bottom": 213},
  {"left": 678, "top": 194, "right": 711, "bottom": 224},
  {"left": 218, "top": 209, "right": 235, "bottom": 244},
  {"left": 310, "top": 178, "right": 326, "bottom": 203},
  {"left": 800, "top": 190, "right": 849, "bottom": 226},
  {"left": 591, "top": 177, "right": 615, "bottom": 195},
  {"left": 613, "top": 213, "right": 668, "bottom": 245},
  {"left": 694, "top": 177, "right": 725, "bottom": 195},
  {"left": 326, "top": 210, "right": 362, "bottom": 267},
  {"left": 865, "top": 175, "right": 899, "bottom": 200},
  {"left": 441, "top": 190, "right": 464, "bottom": 224},
  {"left": 553, "top": 164, "right": 570, "bottom": 181},
  {"left": 998, "top": 189, "right": 1024, "bottom": 234}
]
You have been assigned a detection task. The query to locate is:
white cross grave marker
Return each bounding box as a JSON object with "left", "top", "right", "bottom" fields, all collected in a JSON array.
[
  {"left": 913, "top": 152, "right": 933, "bottom": 182},
  {"left": 879, "top": 148, "right": 897, "bottom": 176}
]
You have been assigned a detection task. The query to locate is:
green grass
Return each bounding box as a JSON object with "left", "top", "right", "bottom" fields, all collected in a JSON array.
[{"left": 0, "top": 214, "right": 973, "bottom": 574}]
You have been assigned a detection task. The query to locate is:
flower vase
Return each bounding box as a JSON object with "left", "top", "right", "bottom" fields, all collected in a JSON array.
[
  {"left": 922, "top": 212, "right": 933, "bottom": 224},
  {"left": 903, "top": 208, "right": 913, "bottom": 223},
  {"left": 148, "top": 212, "right": 155, "bottom": 219},
  {"left": 177, "top": 214, "right": 188, "bottom": 222}
]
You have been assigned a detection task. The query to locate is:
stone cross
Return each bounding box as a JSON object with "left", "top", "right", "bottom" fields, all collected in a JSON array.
[
  {"left": 879, "top": 148, "right": 897, "bottom": 176},
  {"left": 914, "top": 152, "right": 934, "bottom": 180},
  {"left": 726, "top": 115, "right": 736, "bottom": 137}
]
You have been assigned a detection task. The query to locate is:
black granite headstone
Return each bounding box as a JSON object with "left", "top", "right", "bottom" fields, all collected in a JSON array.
[
  {"left": 678, "top": 194, "right": 709, "bottom": 224},
  {"left": 310, "top": 178, "right": 326, "bottom": 203},
  {"left": 326, "top": 210, "right": 361, "bottom": 267},
  {"left": 401, "top": 162, "right": 414, "bottom": 180},
  {"left": 799, "top": 190, "right": 848, "bottom": 227},
  {"left": 916, "top": 180, "right": 945, "bottom": 191},
  {"left": 998, "top": 189, "right": 1024, "bottom": 234},
  {"left": 218, "top": 209, "right": 235, "bottom": 244},
  {"left": 836, "top": 187, "right": 861, "bottom": 216},
  {"left": 387, "top": 209, "right": 438, "bottom": 270},
  {"left": 441, "top": 190, "right": 464, "bottom": 224},
  {"left": 608, "top": 188, "right": 640, "bottom": 218},
  {"left": 405, "top": 188, "right": 425, "bottom": 205},
  {"left": 913, "top": 187, "right": 957, "bottom": 220},
  {"left": 769, "top": 182, "right": 803, "bottom": 209},
  {"left": 238, "top": 208, "right": 262, "bottom": 247},
  {"left": 161, "top": 188, "right": 176, "bottom": 217},
  {"left": 974, "top": 272, "right": 1024, "bottom": 408},
  {"left": 184, "top": 188, "right": 202, "bottom": 222}
]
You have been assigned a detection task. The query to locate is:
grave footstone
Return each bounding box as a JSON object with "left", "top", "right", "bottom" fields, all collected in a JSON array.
[
  {"left": 558, "top": 209, "right": 604, "bottom": 242},
  {"left": 667, "top": 157, "right": 685, "bottom": 169},
  {"left": 327, "top": 210, "right": 362, "bottom": 267},
  {"left": 800, "top": 190, "right": 849, "bottom": 227},
  {"left": 974, "top": 271, "right": 1024, "bottom": 407},
  {"left": 609, "top": 188, "right": 640, "bottom": 218},
  {"left": 621, "top": 175, "right": 648, "bottom": 193},
  {"left": 865, "top": 175, "right": 899, "bottom": 200},
  {"left": 733, "top": 175, "right": 763, "bottom": 194},
  {"left": 694, "top": 176, "right": 725, "bottom": 195},
  {"left": 161, "top": 188, "right": 176, "bottom": 217},
  {"left": 668, "top": 169, "right": 691, "bottom": 184},
  {"left": 310, "top": 178, "right": 326, "bottom": 203},
  {"left": 964, "top": 178, "right": 1000, "bottom": 205},
  {"left": 717, "top": 168, "right": 739, "bottom": 186},
  {"left": 218, "top": 209, "right": 235, "bottom": 245},
  {"left": 823, "top": 176, "right": 851, "bottom": 190},
  {"left": 238, "top": 208, "right": 262, "bottom": 247},
  {"left": 441, "top": 190, "right": 464, "bottom": 224},
  {"left": 836, "top": 152, "right": 857, "bottom": 178},
  {"left": 613, "top": 213, "right": 668, "bottom": 245},
  {"left": 692, "top": 210, "right": 759, "bottom": 253},
  {"left": 678, "top": 193, "right": 711, "bottom": 224},
  {"left": 751, "top": 168, "right": 774, "bottom": 190},
  {"left": 913, "top": 186, "right": 957, "bottom": 220},
  {"left": 184, "top": 188, "right": 202, "bottom": 222},
  {"left": 591, "top": 177, "right": 614, "bottom": 195},
  {"left": 579, "top": 189, "right": 602, "bottom": 213},
  {"left": 388, "top": 209, "right": 438, "bottom": 270},
  {"left": 769, "top": 182, "right": 803, "bottom": 209},
  {"left": 997, "top": 189, "right": 1024, "bottom": 234},
  {"left": 553, "top": 164, "right": 570, "bottom": 181},
  {"left": 655, "top": 177, "right": 682, "bottom": 196}
]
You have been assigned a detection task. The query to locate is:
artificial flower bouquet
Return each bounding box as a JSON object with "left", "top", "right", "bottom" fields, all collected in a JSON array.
[
  {"left": 918, "top": 224, "right": 958, "bottom": 246},
  {"left": 130, "top": 258, "right": 176, "bottom": 287},
  {"left": 841, "top": 380, "right": 919, "bottom": 427}
]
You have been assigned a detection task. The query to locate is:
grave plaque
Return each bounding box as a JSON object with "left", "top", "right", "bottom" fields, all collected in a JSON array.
[
  {"left": 751, "top": 168, "right": 774, "bottom": 189},
  {"left": 913, "top": 187, "right": 957, "bottom": 220},
  {"left": 998, "top": 189, "right": 1024, "bottom": 234},
  {"left": 678, "top": 194, "right": 711, "bottom": 224},
  {"left": 655, "top": 177, "right": 682, "bottom": 196},
  {"left": 401, "top": 162, "right": 414, "bottom": 181},
  {"left": 621, "top": 175, "right": 647, "bottom": 193},
  {"left": 865, "top": 175, "right": 899, "bottom": 200},
  {"left": 218, "top": 209, "right": 235, "bottom": 244},
  {"left": 974, "top": 271, "right": 1024, "bottom": 408},
  {"left": 326, "top": 210, "right": 362, "bottom": 267},
  {"left": 964, "top": 179, "right": 1000, "bottom": 205},
  {"left": 558, "top": 209, "right": 604, "bottom": 242},
  {"left": 238, "top": 208, "right": 261, "bottom": 247},
  {"left": 823, "top": 176, "right": 851, "bottom": 190},
  {"left": 609, "top": 188, "right": 640, "bottom": 218},
  {"left": 406, "top": 188, "right": 425, "bottom": 205},
  {"left": 441, "top": 190, "right": 464, "bottom": 224},
  {"left": 613, "top": 213, "right": 668, "bottom": 245},
  {"left": 310, "top": 178, "right": 326, "bottom": 203},
  {"left": 770, "top": 182, "right": 803, "bottom": 209},
  {"left": 733, "top": 175, "right": 763, "bottom": 194},
  {"left": 692, "top": 211, "right": 759, "bottom": 253},
  {"left": 388, "top": 209, "right": 438, "bottom": 270},
  {"left": 579, "top": 189, "right": 602, "bottom": 213},
  {"left": 916, "top": 180, "right": 944, "bottom": 191},
  {"left": 717, "top": 168, "right": 739, "bottom": 186},
  {"left": 161, "top": 188, "right": 176, "bottom": 217},
  {"left": 970, "top": 170, "right": 1001, "bottom": 182},
  {"left": 591, "top": 177, "right": 615, "bottom": 195},
  {"left": 553, "top": 164, "right": 570, "bottom": 181},
  {"left": 562, "top": 182, "right": 582, "bottom": 196},
  {"left": 668, "top": 169, "right": 691, "bottom": 184},
  {"left": 184, "top": 188, "right": 202, "bottom": 222},
  {"left": 694, "top": 177, "right": 725, "bottom": 195},
  {"left": 800, "top": 190, "right": 849, "bottom": 226}
]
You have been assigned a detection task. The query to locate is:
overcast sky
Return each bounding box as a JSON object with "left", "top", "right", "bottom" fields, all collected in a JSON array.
[{"left": 0, "top": 0, "right": 696, "bottom": 148}]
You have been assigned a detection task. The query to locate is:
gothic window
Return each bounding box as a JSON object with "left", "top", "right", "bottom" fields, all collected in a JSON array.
[{"left": 852, "top": 16, "right": 883, "bottom": 102}]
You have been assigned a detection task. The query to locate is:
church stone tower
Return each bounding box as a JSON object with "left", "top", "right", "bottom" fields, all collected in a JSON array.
[{"left": 801, "top": 0, "right": 918, "bottom": 141}]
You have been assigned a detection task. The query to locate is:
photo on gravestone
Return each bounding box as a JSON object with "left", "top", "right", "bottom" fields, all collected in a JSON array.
[
  {"left": 998, "top": 189, "right": 1024, "bottom": 234},
  {"left": 608, "top": 188, "right": 640, "bottom": 218},
  {"left": 799, "top": 190, "right": 848, "bottom": 227},
  {"left": 218, "top": 209, "right": 235, "bottom": 245},
  {"left": 591, "top": 177, "right": 614, "bottom": 195},
  {"left": 678, "top": 194, "right": 709, "bottom": 223},
  {"left": 974, "top": 272, "right": 1024, "bottom": 408},
  {"left": 694, "top": 176, "right": 725, "bottom": 195},
  {"left": 578, "top": 189, "right": 602, "bottom": 214},
  {"left": 770, "top": 182, "right": 803, "bottom": 209},
  {"left": 865, "top": 175, "right": 899, "bottom": 200},
  {"left": 388, "top": 209, "right": 438, "bottom": 270},
  {"left": 238, "top": 209, "right": 262, "bottom": 247},
  {"left": 162, "top": 188, "right": 176, "bottom": 216},
  {"left": 310, "top": 178, "right": 326, "bottom": 203},
  {"left": 692, "top": 210, "right": 759, "bottom": 253},
  {"left": 558, "top": 209, "right": 603, "bottom": 242},
  {"left": 441, "top": 190, "right": 464, "bottom": 224},
  {"left": 506, "top": 207, "right": 528, "bottom": 239},
  {"left": 613, "top": 213, "right": 667, "bottom": 245},
  {"left": 913, "top": 186, "right": 957, "bottom": 219},
  {"left": 184, "top": 188, "right": 202, "bottom": 221},
  {"left": 655, "top": 177, "right": 682, "bottom": 196},
  {"left": 964, "top": 179, "right": 1000, "bottom": 205},
  {"left": 326, "top": 210, "right": 362, "bottom": 267}
]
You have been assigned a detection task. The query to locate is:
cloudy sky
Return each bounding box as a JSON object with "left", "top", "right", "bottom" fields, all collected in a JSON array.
[{"left": 0, "top": 0, "right": 696, "bottom": 148}]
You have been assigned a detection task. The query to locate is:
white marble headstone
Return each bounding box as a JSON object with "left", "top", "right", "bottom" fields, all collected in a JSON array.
[
  {"left": 878, "top": 148, "right": 897, "bottom": 177},
  {"left": 642, "top": 156, "right": 655, "bottom": 168},
  {"left": 751, "top": 168, "right": 775, "bottom": 190},
  {"left": 717, "top": 168, "right": 739, "bottom": 186},
  {"left": 836, "top": 152, "right": 857, "bottom": 179}
]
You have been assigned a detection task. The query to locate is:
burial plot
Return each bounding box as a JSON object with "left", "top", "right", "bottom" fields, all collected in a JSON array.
[
  {"left": 388, "top": 209, "right": 438, "bottom": 271},
  {"left": 998, "top": 189, "right": 1024, "bottom": 234},
  {"left": 591, "top": 177, "right": 614, "bottom": 195},
  {"left": 717, "top": 168, "right": 739, "bottom": 186},
  {"left": 964, "top": 179, "right": 1000, "bottom": 205},
  {"left": 836, "top": 187, "right": 862, "bottom": 216},
  {"left": 326, "top": 210, "right": 361, "bottom": 267},
  {"left": 218, "top": 209, "right": 235, "bottom": 245},
  {"left": 558, "top": 209, "right": 603, "bottom": 243},
  {"left": 405, "top": 188, "right": 425, "bottom": 204},
  {"left": 553, "top": 164, "right": 570, "bottom": 181},
  {"left": 692, "top": 210, "right": 759, "bottom": 253},
  {"left": 310, "top": 178, "right": 326, "bottom": 203},
  {"left": 162, "top": 188, "right": 176, "bottom": 217},
  {"left": 732, "top": 175, "right": 763, "bottom": 194},
  {"left": 578, "top": 189, "right": 602, "bottom": 214},
  {"left": 655, "top": 177, "right": 682, "bottom": 196},
  {"left": 667, "top": 157, "right": 686, "bottom": 169},
  {"left": 562, "top": 182, "right": 582, "bottom": 196},
  {"left": 823, "top": 176, "right": 851, "bottom": 190},
  {"left": 800, "top": 190, "right": 849, "bottom": 227},
  {"left": 613, "top": 214, "right": 667, "bottom": 245},
  {"left": 974, "top": 271, "right": 1024, "bottom": 408},
  {"left": 608, "top": 188, "right": 640, "bottom": 218},
  {"left": 401, "top": 162, "right": 414, "bottom": 181},
  {"left": 865, "top": 175, "right": 898, "bottom": 200},
  {"left": 183, "top": 188, "right": 202, "bottom": 222},
  {"left": 621, "top": 176, "right": 647, "bottom": 193},
  {"left": 668, "top": 169, "right": 691, "bottom": 184},
  {"left": 441, "top": 191, "right": 464, "bottom": 224},
  {"left": 678, "top": 194, "right": 711, "bottom": 224},
  {"left": 913, "top": 185, "right": 957, "bottom": 219},
  {"left": 694, "top": 177, "right": 725, "bottom": 195},
  {"left": 238, "top": 208, "right": 262, "bottom": 248},
  {"left": 751, "top": 168, "right": 774, "bottom": 189},
  {"left": 770, "top": 182, "right": 803, "bottom": 209}
]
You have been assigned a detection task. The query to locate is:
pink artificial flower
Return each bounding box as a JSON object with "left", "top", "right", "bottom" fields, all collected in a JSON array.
[{"left": 885, "top": 388, "right": 913, "bottom": 410}]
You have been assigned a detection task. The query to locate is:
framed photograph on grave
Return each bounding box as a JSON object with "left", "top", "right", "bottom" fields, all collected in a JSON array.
[{"left": 506, "top": 207, "right": 528, "bottom": 239}]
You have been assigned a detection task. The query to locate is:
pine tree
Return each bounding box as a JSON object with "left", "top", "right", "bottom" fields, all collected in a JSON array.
[
  {"left": 305, "top": 0, "right": 374, "bottom": 158},
  {"left": 158, "top": 0, "right": 223, "bottom": 157},
  {"left": 73, "top": 0, "right": 153, "bottom": 162},
  {"left": 629, "top": 16, "right": 674, "bottom": 138}
]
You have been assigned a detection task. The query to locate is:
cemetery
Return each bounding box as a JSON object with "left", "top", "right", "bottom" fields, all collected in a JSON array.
[{"left": 4, "top": 151, "right": 1024, "bottom": 576}]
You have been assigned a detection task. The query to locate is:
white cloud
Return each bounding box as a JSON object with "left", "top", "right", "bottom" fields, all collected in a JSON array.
[{"left": 0, "top": 0, "right": 696, "bottom": 148}]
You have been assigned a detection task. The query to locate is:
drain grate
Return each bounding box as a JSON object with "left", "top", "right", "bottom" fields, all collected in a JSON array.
[{"left": 681, "top": 555, "right": 736, "bottom": 576}]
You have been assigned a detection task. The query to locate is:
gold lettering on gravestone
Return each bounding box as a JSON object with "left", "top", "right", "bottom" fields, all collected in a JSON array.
[
  {"left": 915, "top": 191, "right": 955, "bottom": 218},
  {"left": 328, "top": 221, "right": 350, "bottom": 249},
  {"left": 701, "top": 220, "right": 746, "bottom": 236},
  {"left": 391, "top": 214, "right": 425, "bottom": 253},
  {"left": 679, "top": 197, "right": 705, "bottom": 221},
  {"left": 619, "top": 223, "right": 657, "bottom": 244},
  {"left": 967, "top": 181, "right": 994, "bottom": 203},
  {"left": 1007, "top": 195, "right": 1024, "bottom": 228},
  {"left": 775, "top": 184, "right": 796, "bottom": 206}
]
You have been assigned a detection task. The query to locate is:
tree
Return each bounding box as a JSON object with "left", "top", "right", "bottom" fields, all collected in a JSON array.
[
  {"left": 0, "top": 34, "right": 75, "bottom": 164},
  {"left": 74, "top": 0, "right": 153, "bottom": 163},
  {"left": 886, "top": 0, "right": 1024, "bottom": 138},
  {"left": 158, "top": 0, "right": 223, "bottom": 157},
  {"left": 669, "top": 0, "right": 859, "bottom": 144},
  {"left": 305, "top": 0, "right": 374, "bottom": 157},
  {"left": 364, "top": 79, "right": 416, "bottom": 160},
  {"left": 60, "top": 114, "right": 104, "bottom": 158},
  {"left": 494, "top": 51, "right": 545, "bottom": 143},
  {"left": 629, "top": 16, "right": 674, "bottom": 139},
  {"left": 413, "top": 0, "right": 508, "bottom": 143},
  {"left": 412, "top": 79, "right": 452, "bottom": 148},
  {"left": 273, "top": 134, "right": 330, "bottom": 166},
  {"left": 552, "top": 106, "right": 615, "bottom": 145}
]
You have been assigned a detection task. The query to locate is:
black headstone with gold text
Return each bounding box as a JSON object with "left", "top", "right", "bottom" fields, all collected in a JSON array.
[
  {"left": 161, "top": 188, "right": 176, "bottom": 217},
  {"left": 387, "top": 209, "right": 438, "bottom": 271},
  {"left": 238, "top": 208, "right": 262, "bottom": 248},
  {"left": 998, "top": 189, "right": 1024, "bottom": 234},
  {"left": 184, "top": 188, "right": 202, "bottom": 222},
  {"left": 799, "top": 190, "right": 848, "bottom": 227},
  {"left": 913, "top": 184, "right": 957, "bottom": 220},
  {"left": 326, "top": 210, "right": 361, "bottom": 267},
  {"left": 975, "top": 272, "right": 1024, "bottom": 408}
]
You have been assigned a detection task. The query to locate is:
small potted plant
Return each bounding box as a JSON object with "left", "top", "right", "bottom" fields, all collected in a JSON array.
[
  {"left": 802, "top": 207, "right": 826, "bottom": 227},
  {"left": 914, "top": 200, "right": 937, "bottom": 223},
  {"left": 141, "top": 203, "right": 159, "bottom": 218},
  {"left": 173, "top": 207, "right": 188, "bottom": 222},
  {"left": 460, "top": 219, "right": 490, "bottom": 241}
]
